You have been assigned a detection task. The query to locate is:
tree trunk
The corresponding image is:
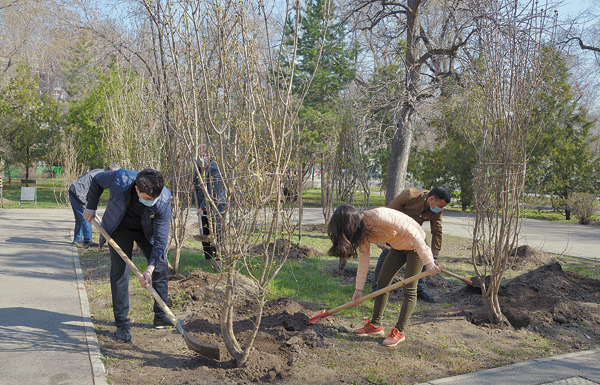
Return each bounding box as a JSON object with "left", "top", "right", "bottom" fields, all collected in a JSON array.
[
  {"left": 298, "top": 164, "right": 303, "bottom": 243},
  {"left": 221, "top": 271, "right": 243, "bottom": 362},
  {"left": 385, "top": 106, "right": 414, "bottom": 204},
  {"left": 26, "top": 146, "right": 30, "bottom": 180},
  {"left": 384, "top": 1, "right": 421, "bottom": 204},
  {"left": 565, "top": 208, "right": 571, "bottom": 220}
]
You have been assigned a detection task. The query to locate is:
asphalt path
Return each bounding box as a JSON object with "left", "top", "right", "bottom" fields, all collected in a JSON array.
[{"left": 0, "top": 209, "right": 106, "bottom": 385}]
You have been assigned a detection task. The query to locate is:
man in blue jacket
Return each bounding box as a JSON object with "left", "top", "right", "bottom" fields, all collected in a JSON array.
[
  {"left": 69, "top": 164, "right": 120, "bottom": 247},
  {"left": 82, "top": 168, "right": 172, "bottom": 342}
]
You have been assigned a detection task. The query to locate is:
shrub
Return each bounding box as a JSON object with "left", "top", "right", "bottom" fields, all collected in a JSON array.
[{"left": 566, "top": 192, "right": 597, "bottom": 225}]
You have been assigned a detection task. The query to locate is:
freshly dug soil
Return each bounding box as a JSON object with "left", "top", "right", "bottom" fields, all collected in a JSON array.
[
  {"left": 249, "top": 239, "right": 326, "bottom": 260},
  {"left": 87, "top": 237, "right": 600, "bottom": 385}
]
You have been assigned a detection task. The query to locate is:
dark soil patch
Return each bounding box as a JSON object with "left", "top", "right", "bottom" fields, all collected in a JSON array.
[
  {"left": 457, "top": 262, "right": 600, "bottom": 346},
  {"left": 88, "top": 234, "right": 600, "bottom": 385},
  {"left": 249, "top": 239, "right": 326, "bottom": 260},
  {"left": 301, "top": 223, "right": 328, "bottom": 233}
]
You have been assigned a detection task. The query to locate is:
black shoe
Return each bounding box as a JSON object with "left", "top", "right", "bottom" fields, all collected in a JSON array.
[
  {"left": 153, "top": 316, "right": 175, "bottom": 329},
  {"left": 417, "top": 290, "right": 437, "bottom": 303},
  {"left": 116, "top": 325, "right": 131, "bottom": 342},
  {"left": 83, "top": 241, "right": 99, "bottom": 249}
]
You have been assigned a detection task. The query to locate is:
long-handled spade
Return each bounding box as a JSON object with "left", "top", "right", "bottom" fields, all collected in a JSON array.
[
  {"left": 381, "top": 245, "right": 473, "bottom": 286},
  {"left": 91, "top": 218, "right": 221, "bottom": 360},
  {"left": 308, "top": 265, "right": 445, "bottom": 324}
]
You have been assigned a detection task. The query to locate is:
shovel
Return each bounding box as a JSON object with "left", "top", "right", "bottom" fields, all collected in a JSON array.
[
  {"left": 91, "top": 218, "right": 220, "bottom": 360},
  {"left": 382, "top": 245, "right": 472, "bottom": 285},
  {"left": 308, "top": 265, "right": 445, "bottom": 324}
]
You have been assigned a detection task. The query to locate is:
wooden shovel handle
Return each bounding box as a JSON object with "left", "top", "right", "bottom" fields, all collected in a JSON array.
[
  {"left": 327, "top": 265, "right": 445, "bottom": 316},
  {"left": 91, "top": 218, "right": 180, "bottom": 327},
  {"left": 441, "top": 269, "right": 473, "bottom": 285}
]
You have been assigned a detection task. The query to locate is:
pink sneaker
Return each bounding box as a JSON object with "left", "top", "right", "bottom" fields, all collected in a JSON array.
[
  {"left": 354, "top": 320, "right": 384, "bottom": 336},
  {"left": 383, "top": 327, "right": 405, "bottom": 347}
]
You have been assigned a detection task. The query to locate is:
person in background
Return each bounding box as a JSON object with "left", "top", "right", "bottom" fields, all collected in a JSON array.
[
  {"left": 192, "top": 144, "right": 226, "bottom": 271},
  {"left": 82, "top": 168, "right": 172, "bottom": 342},
  {"left": 371, "top": 187, "right": 450, "bottom": 303},
  {"left": 69, "top": 164, "right": 120, "bottom": 247},
  {"left": 327, "top": 204, "right": 440, "bottom": 347}
]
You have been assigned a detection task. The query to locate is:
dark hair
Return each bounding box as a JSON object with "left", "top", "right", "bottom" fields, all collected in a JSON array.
[
  {"left": 327, "top": 204, "right": 370, "bottom": 259},
  {"left": 427, "top": 186, "right": 451, "bottom": 203},
  {"left": 136, "top": 169, "right": 164, "bottom": 198}
]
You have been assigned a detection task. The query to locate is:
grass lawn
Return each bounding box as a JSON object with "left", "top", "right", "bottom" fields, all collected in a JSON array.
[{"left": 0, "top": 176, "right": 110, "bottom": 209}]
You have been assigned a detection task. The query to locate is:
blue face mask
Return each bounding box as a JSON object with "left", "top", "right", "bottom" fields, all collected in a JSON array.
[
  {"left": 430, "top": 200, "right": 443, "bottom": 213},
  {"left": 139, "top": 197, "right": 159, "bottom": 207}
]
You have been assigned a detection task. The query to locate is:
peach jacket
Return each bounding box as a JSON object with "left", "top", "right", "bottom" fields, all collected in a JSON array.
[{"left": 355, "top": 207, "right": 434, "bottom": 291}]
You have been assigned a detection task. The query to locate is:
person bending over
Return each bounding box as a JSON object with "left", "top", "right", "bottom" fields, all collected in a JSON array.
[
  {"left": 83, "top": 168, "right": 172, "bottom": 342},
  {"left": 328, "top": 204, "right": 441, "bottom": 347}
]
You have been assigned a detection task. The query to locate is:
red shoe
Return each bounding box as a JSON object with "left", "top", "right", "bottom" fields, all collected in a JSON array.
[
  {"left": 383, "top": 327, "right": 405, "bottom": 347},
  {"left": 354, "top": 320, "right": 384, "bottom": 336}
]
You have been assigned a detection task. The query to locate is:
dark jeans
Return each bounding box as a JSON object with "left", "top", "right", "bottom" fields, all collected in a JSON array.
[
  {"left": 371, "top": 248, "right": 423, "bottom": 332},
  {"left": 200, "top": 215, "right": 217, "bottom": 260},
  {"left": 69, "top": 194, "right": 92, "bottom": 243},
  {"left": 108, "top": 228, "right": 169, "bottom": 327},
  {"left": 372, "top": 247, "right": 428, "bottom": 293}
]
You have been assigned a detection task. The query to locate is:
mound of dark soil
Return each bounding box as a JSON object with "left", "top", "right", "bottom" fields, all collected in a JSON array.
[
  {"left": 457, "top": 262, "right": 600, "bottom": 345},
  {"left": 301, "top": 223, "right": 328, "bottom": 233},
  {"left": 249, "top": 239, "right": 326, "bottom": 260},
  {"left": 499, "top": 262, "right": 600, "bottom": 330},
  {"left": 509, "top": 245, "right": 554, "bottom": 269},
  {"left": 167, "top": 270, "right": 338, "bottom": 383}
]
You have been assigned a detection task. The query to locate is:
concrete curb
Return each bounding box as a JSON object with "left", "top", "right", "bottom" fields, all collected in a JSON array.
[
  {"left": 72, "top": 246, "right": 108, "bottom": 385},
  {"left": 416, "top": 349, "right": 600, "bottom": 385}
]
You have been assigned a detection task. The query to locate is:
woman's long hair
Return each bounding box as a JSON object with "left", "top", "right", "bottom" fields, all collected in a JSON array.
[{"left": 327, "top": 204, "right": 370, "bottom": 259}]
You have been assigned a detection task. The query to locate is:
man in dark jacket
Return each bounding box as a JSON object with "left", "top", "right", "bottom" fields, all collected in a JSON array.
[
  {"left": 193, "top": 146, "right": 226, "bottom": 269},
  {"left": 69, "top": 164, "right": 120, "bottom": 247},
  {"left": 372, "top": 187, "right": 450, "bottom": 303},
  {"left": 82, "top": 168, "right": 172, "bottom": 342}
]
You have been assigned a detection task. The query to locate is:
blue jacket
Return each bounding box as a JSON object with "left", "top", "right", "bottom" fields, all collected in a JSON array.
[
  {"left": 86, "top": 169, "right": 172, "bottom": 267},
  {"left": 193, "top": 160, "right": 226, "bottom": 213}
]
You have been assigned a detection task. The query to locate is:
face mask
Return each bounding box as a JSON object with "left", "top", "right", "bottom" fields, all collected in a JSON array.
[
  {"left": 139, "top": 197, "right": 159, "bottom": 207},
  {"left": 202, "top": 157, "right": 210, "bottom": 167},
  {"left": 430, "top": 200, "right": 443, "bottom": 213}
]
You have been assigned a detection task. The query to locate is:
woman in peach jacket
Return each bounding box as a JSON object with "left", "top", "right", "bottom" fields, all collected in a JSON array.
[{"left": 328, "top": 204, "right": 440, "bottom": 347}]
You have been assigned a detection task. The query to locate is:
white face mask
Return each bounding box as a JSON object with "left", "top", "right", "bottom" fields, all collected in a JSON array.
[
  {"left": 430, "top": 199, "right": 443, "bottom": 213},
  {"left": 139, "top": 196, "right": 159, "bottom": 207}
]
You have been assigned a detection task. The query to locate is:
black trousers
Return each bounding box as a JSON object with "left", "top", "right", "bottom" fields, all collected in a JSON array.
[
  {"left": 108, "top": 228, "right": 169, "bottom": 327},
  {"left": 200, "top": 215, "right": 217, "bottom": 260}
]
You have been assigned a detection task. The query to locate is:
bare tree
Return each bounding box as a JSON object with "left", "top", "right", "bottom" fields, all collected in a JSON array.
[
  {"left": 347, "top": 0, "right": 479, "bottom": 202},
  {"left": 137, "top": 0, "right": 307, "bottom": 366},
  {"left": 466, "top": 0, "right": 554, "bottom": 324}
]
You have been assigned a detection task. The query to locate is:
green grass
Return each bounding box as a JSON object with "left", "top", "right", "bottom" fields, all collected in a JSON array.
[
  {"left": 301, "top": 188, "right": 385, "bottom": 208},
  {"left": 0, "top": 177, "right": 110, "bottom": 209}
]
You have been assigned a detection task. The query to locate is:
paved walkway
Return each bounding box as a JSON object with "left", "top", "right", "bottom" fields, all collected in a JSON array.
[
  {"left": 0, "top": 209, "right": 106, "bottom": 385},
  {"left": 1, "top": 208, "right": 599, "bottom": 385}
]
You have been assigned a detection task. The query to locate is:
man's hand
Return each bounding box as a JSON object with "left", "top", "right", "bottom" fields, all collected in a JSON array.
[
  {"left": 197, "top": 208, "right": 203, "bottom": 216},
  {"left": 139, "top": 265, "right": 155, "bottom": 287},
  {"left": 82, "top": 209, "right": 97, "bottom": 223}
]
